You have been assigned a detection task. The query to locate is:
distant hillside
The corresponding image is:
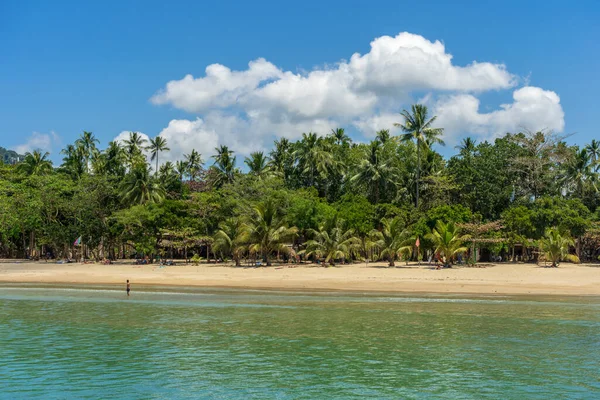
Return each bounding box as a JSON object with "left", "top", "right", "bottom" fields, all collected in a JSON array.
[{"left": 0, "top": 147, "right": 24, "bottom": 164}]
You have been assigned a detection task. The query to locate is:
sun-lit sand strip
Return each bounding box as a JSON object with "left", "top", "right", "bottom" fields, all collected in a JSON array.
[{"left": 1, "top": 261, "right": 600, "bottom": 295}]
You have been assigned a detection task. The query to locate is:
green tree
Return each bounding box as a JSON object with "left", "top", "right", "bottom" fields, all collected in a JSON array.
[
  {"left": 184, "top": 149, "right": 204, "bottom": 181},
  {"left": 244, "top": 151, "right": 271, "bottom": 179},
  {"left": 369, "top": 216, "right": 410, "bottom": 267},
  {"left": 351, "top": 140, "right": 397, "bottom": 203},
  {"left": 302, "top": 216, "right": 360, "bottom": 266},
  {"left": 395, "top": 104, "right": 444, "bottom": 208},
  {"left": 123, "top": 132, "right": 148, "bottom": 167},
  {"left": 210, "top": 145, "right": 237, "bottom": 187},
  {"left": 147, "top": 136, "right": 170, "bottom": 173},
  {"left": 426, "top": 220, "right": 470, "bottom": 267},
  {"left": 293, "top": 132, "right": 334, "bottom": 188},
  {"left": 120, "top": 165, "right": 166, "bottom": 206},
  {"left": 17, "top": 150, "right": 53, "bottom": 176},
  {"left": 243, "top": 199, "right": 298, "bottom": 266},
  {"left": 213, "top": 218, "right": 246, "bottom": 266},
  {"left": 539, "top": 228, "right": 580, "bottom": 267}
]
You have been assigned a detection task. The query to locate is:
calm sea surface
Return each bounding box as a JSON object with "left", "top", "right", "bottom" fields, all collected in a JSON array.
[{"left": 1, "top": 284, "right": 599, "bottom": 399}]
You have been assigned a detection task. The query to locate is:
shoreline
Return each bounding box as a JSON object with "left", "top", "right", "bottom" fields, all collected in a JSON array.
[{"left": 2, "top": 261, "right": 600, "bottom": 296}]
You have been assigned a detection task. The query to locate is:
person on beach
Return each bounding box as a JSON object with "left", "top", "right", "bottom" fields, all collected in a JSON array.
[{"left": 126, "top": 280, "right": 131, "bottom": 296}]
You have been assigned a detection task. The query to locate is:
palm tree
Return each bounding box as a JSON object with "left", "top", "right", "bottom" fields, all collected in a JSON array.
[
  {"left": 269, "top": 138, "right": 294, "bottom": 182},
  {"left": 331, "top": 128, "right": 351, "bottom": 147},
  {"left": 120, "top": 164, "right": 166, "bottom": 205},
  {"left": 243, "top": 199, "right": 298, "bottom": 266},
  {"left": 213, "top": 218, "right": 247, "bottom": 266},
  {"left": 368, "top": 217, "right": 410, "bottom": 267},
  {"left": 539, "top": 228, "right": 580, "bottom": 267},
  {"left": 455, "top": 137, "right": 477, "bottom": 155},
  {"left": 104, "top": 141, "right": 126, "bottom": 177},
  {"left": 147, "top": 136, "right": 170, "bottom": 173},
  {"left": 123, "top": 132, "right": 148, "bottom": 167},
  {"left": 302, "top": 217, "right": 360, "bottom": 266},
  {"left": 75, "top": 131, "right": 99, "bottom": 171},
  {"left": 351, "top": 140, "right": 397, "bottom": 203},
  {"left": 244, "top": 151, "right": 271, "bottom": 178},
  {"left": 184, "top": 149, "right": 204, "bottom": 181},
  {"left": 17, "top": 150, "right": 53, "bottom": 176},
  {"left": 210, "top": 145, "right": 237, "bottom": 187},
  {"left": 175, "top": 160, "right": 189, "bottom": 182},
  {"left": 293, "top": 132, "right": 334, "bottom": 187},
  {"left": 395, "top": 104, "right": 445, "bottom": 208},
  {"left": 60, "top": 144, "right": 86, "bottom": 177},
  {"left": 375, "top": 129, "right": 391, "bottom": 145},
  {"left": 426, "top": 221, "right": 470, "bottom": 267},
  {"left": 586, "top": 139, "right": 600, "bottom": 172},
  {"left": 562, "top": 148, "right": 596, "bottom": 197}
]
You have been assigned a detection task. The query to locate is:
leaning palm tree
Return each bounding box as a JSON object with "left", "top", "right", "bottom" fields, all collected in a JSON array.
[
  {"left": 242, "top": 199, "right": 298, "bottom": 266},
  {"left": 394, "top": 104, "right": 445, "bottom": 208},
  {"left": 368, "top": 216, "right": 410, "bottom": 267},
  {"left": 147, "top": 136, "right": 170, "bottom": 173},
  {"left": 17, "top": 150, "right": 53, "bottom": 176},
  {"left": 119, "top": 164, "right": 166, "bottom": 206},
  {"left": 213, "top": 218, "right": 247, "bottom": 266},
  {"left": 538, "top": 228, "right": 580, "bottom": 267},
  {"left": 244, "top": 151, "right": 271, "bottom": 179},
  {"left": 302, "top": 217, "right": 360, "bottom": 266},
  {"left": 426, "top": 221, "right": 470, "bottom": 267}
]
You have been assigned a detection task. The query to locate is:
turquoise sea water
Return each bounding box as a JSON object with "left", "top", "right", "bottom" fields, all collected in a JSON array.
[{"left": 1, "top": 285, "right": 599, "bottom": 399}]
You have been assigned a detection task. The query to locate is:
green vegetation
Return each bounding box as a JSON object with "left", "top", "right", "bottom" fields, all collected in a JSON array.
[{"left": 1, "top": 104, "right": 599, "bottom": 265}]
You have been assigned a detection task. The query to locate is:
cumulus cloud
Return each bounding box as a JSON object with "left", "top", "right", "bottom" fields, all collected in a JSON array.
[
  {"left": 14, "top": 131, "right": 60, "bottom": 154},
  {"left": 434, "top": 86, "right": 565, "bottom": 144},
  {"left": 145, "top": 31, "right": 564, "bottom": 157}
]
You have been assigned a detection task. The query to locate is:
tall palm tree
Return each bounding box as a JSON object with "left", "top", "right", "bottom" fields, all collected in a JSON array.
[
  {"left": 75, "top": 131, "right": 99, "bottom": 171},
  {"left": 269, "top": 138, "right": 294, "bottom": 182},
  {"left": 184, "top": 149, "right": 204, "bottom": 181},
  {"left": 302, "top": 217, "right": 360, "bottom": 266},
  {"left": 351, "top": 140, "right": 397, "bottom": 203},
  {"left": 375, "top": 129, "right": 391, "bottom": 145},
  {"left": 243, "top": 199, "right": 298, "bottom": 266},
  {"left": 539, "top": 228, "right": 580, "bottom": 267},
  {"left": 210, "top": 145, "right": 237, "bottom": 187},
  {"left": 60, "top": 144, "right": 86, "bottom": 177},
  {"left": 123, "top": 132, "right": 148, "bottom": 167},
  {"left": 293, "top": 132, "right": 334, "bottom": 187},
  {"left": 426, "top": 221, "right": 469, "bottom": 267},
  {"left": 119, "top": 164, "right": 166, "bottom": 206},
  {"left": 17, "top": 150, "right": 53, "bottom": 176},
  {"left": 395, "top": 104, "right": 445, "bottom": 208},
  {"left": 147, "top": 136, "right": 170, "bottom": 173},
  {"left": 331, "top": 128, "right": 351, "bottom": 147},
  {"left": 104, "top": 141, "right": 126, "bottom": 177},
  {"left": 244, "top": 151, "right": 271, "bottom": 179},
  {"left": 368, "top": 217, "right": 410, "bottom": 267},
  {"left": 213, "top": 218, "right": 247, "bottom": 266}
]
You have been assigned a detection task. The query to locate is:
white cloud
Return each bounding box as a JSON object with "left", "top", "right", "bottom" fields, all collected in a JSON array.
[
  {"left": 434, "top": 86, "right": 565, "bottom": 144},
  {"left": 14, "top": 131, "right": 60, "bottom": 154},
  {"left": 147, "top": 31, "right": 564, "bottom": 157}
]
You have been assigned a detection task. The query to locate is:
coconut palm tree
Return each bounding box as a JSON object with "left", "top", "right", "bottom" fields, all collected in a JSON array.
[
  {"left": 104, "top": 141, "right": 126, "bottom": 177},
  {"left": 586, "top": 139, "right": 600, "bottom": 172},
  {"left": 184, "top": 149, "right": 204, "bottom": 181},
  {"left": 269, "top": 138, "right": 294, "bottom": 181},
  {"left": 213, "top": 218, "right": 247, "bottom": 266},
  {"left": 123, "top": 132, "right": 148, "bottom": 167},
  {"left": 75, "top": 131, "right": 99, "bottom": 171},
  {"left": 210, "top": 145, "right": 237, "bottom": 187},
  {"left": 244, "top": 151, "right": 271, "bottom": 179},
  {"left": 375, "top": 129, "right": 392, "bottom": 145},
  {"left": 17, "top": 150, "right": 53, "bottom": 176},
  {"left": 120, "top": 164, "right": 166, "bottom": 205},
  {"left": 426, "top": 220, "right": 470, "bottom": 267},
  {"left": 293, "top": 132, "right": 334, "bottom": 187},
  {"left": 395, "top": 104, "right": 445, "bottom": 208},
  {"left": 147, "top": 136, "right": 170, "bottom": 173},
  {"left": 538, "top": 228, "right": 580, "bottom": 267},
  {"left": 368, "top": 216, "right": 410, "bottom": 267},
  {"left": 455, "top": 137, "right": 477, "bottom": 155},
  {"left": 561, "top": 148, "right": 597, "bottom": 197},
  {"left": 175, "top": 160, "right": 189, "bottom": 182},
  {"left": 60, "top": 144, "right": 86, "bottom": 177},
  {"left": 243, "top": 199, "right": 298, "bottom": 266},
  {"left": 302, "top": 217, "right": 360, "bottom": 266},
  {"left": 351, "top": 140, "right": 397, "bottom": 203},
  {"left": 331, "top": 128, "right": 351, "bottom": 147}
]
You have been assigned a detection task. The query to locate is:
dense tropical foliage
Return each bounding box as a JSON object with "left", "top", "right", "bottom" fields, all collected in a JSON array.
[{"left": 1, "top": 104, "right": 599, "bottom": 266}]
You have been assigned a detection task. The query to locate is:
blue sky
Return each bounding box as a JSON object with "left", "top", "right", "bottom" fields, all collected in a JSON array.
[{"left": 1, "top": 0, "right": 598, "bottom": 163}]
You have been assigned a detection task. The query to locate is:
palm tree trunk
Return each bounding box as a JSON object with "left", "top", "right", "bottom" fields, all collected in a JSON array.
[
  {"left": 156, "top": 154, "right": 159, "bottom": 175},
  {"left": 416, "top": 139, "right": 420, "bottom": 208}
]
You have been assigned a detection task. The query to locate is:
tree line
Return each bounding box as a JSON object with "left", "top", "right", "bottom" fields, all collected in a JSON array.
[{"left": 1, "top": 105, "right": 599, "bottom": 267}]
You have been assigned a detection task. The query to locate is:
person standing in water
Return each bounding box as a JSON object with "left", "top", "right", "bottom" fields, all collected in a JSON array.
[{"left": 126, "top": 280, "right": 131, "bottom": 296}]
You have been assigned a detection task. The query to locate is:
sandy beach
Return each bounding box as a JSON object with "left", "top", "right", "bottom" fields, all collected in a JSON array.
[{"left": 1, "top": 260, "right": 600, "bottom": 295}]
